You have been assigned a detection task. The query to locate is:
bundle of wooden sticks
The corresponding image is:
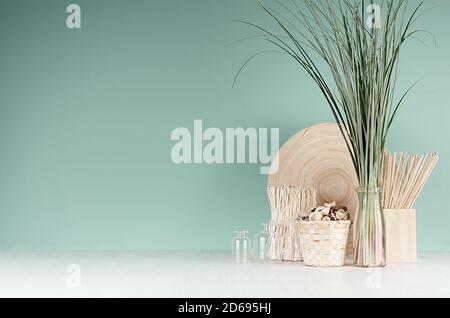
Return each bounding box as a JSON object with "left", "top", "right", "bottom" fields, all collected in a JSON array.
[
  {"left": 380, "top": 151, "right": 439, "bottom": 209},
  {"left": 266, "top": 186, "right": 316, "bottom": 261}
]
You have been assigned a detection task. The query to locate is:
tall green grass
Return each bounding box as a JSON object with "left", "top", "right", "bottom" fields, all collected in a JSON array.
[{"left": 237, "top": 0, "right": 424, "bottom": 188}]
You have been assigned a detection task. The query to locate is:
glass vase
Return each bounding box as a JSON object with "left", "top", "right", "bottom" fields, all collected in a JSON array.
[
  {"left": 232, "top": 230, "right": 251, "bottom": 263},
  {"left": 253, "top": 223, "right": 270, "bottom": 261},
  {"left": 353, "top": 187, "right": 386, "bottom": 267}
]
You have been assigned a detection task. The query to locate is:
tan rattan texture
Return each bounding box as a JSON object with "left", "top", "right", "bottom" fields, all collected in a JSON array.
[{"left": 298, "top": 221, "right": 351, "bottom": 267}]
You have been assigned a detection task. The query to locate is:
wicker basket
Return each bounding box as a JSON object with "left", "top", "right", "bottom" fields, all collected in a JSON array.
[{"left": 298, "top": 220, "right": 351, "bottom": 267}]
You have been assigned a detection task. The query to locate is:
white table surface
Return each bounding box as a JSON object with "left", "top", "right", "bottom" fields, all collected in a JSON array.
[{"left": 0, "top": 251, "right": 449, "bottom": 298}]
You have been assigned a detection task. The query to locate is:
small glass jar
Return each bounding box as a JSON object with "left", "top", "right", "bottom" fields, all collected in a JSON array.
[
  {"left": 232, "top": 230, "right": 251, "bottom": 263},
  {"left": 253, "top": 223, "right": 270, "bottom": 261}
]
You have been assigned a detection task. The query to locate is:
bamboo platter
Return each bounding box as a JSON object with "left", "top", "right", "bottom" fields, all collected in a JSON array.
[{"left": 267, "top": 122, "right": 358, "bottom": 219}]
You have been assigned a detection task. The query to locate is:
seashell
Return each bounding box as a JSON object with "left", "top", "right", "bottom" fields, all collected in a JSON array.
[
  {"left": 334, "top": 205, "right": 348, "bottom": 212},
  {"left": 309, "top": 211, "right": 323, "bottom": 221},
  {"left": 322, "top": 216, "right": 331, "bottom": 221},
  {"left": 321, "top": 206, "right": 331, "bottom": 215},
  {"left": 335, "top": 210, "right": 346, "bottom": 220},
  {"left": 336, "top": 209, "right": 350, "bottom": 220}
]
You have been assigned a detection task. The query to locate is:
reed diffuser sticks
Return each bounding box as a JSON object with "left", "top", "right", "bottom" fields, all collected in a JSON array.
[{"left": 381, "top": 151, "right": 439, "bottom": 209}]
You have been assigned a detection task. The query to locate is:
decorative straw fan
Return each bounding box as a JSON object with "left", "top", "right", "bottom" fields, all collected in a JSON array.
[{"left": 267, "top": 122, "right": 358, "bottom": 220}]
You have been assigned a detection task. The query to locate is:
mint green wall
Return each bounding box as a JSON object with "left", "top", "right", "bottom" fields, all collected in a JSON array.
[{"left": 0, "top": 0, "right": 449, "bottom": 251}]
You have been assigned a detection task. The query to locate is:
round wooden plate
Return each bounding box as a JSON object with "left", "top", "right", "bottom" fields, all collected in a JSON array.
[{"left": 267, "top": 122, "right": 359, "bottom": 219}]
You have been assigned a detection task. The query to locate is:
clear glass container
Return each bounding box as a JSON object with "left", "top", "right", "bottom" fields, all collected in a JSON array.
[
  {"left": 253, "top": 223, "right": 270, "bottom": 261},
  {"left": 232, "top": 230, "right": 251, "bottom": 263},
  {"left": 353, "top": 187, "right": 386, "bottom": 267}
]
